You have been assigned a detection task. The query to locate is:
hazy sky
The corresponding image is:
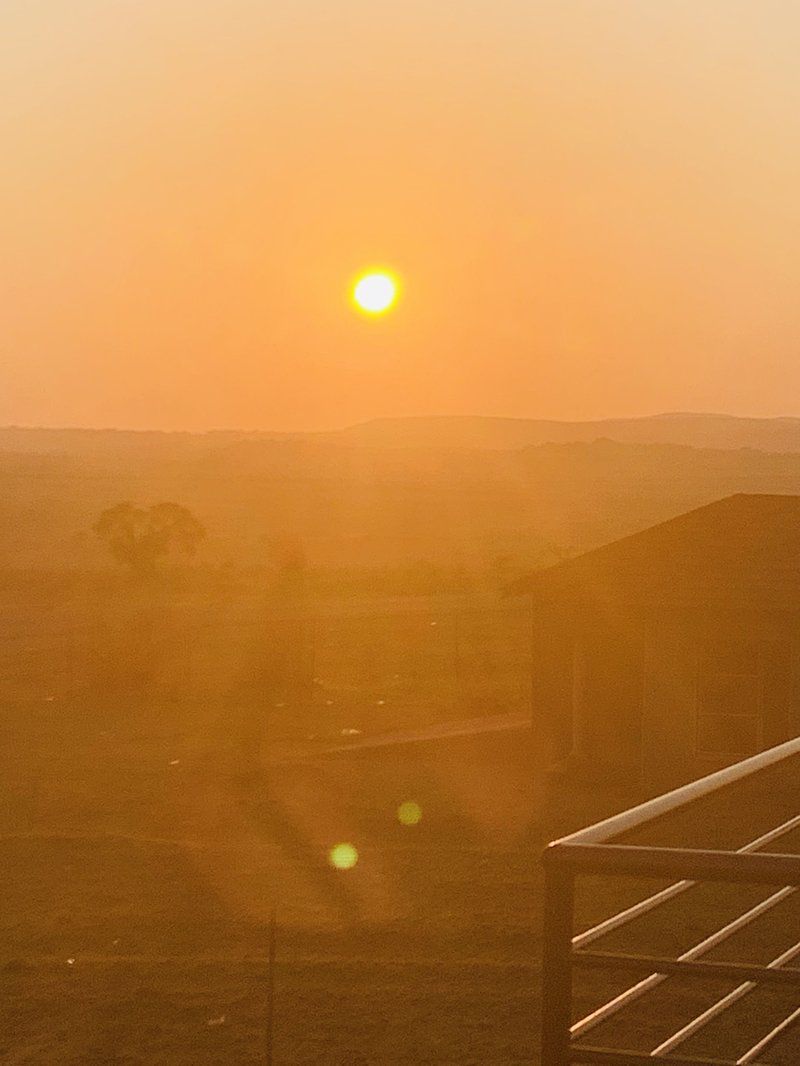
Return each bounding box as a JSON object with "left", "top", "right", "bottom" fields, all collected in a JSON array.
[{"left": 3, "top": 1, "right": 800, "bottom": 431}]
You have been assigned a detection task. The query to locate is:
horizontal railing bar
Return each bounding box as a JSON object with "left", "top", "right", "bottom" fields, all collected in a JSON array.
[
  {"left": 548, "top": 843, "right": 800, "bottom": 884},
  {"left": 737, "top": 1002, "right": 800, "bottom": 1064},
  {"left": 570, "top": 1045, "right": 746, "bottom": 1065},
  {"left": 650, "top": 936, "right": 800, "bottom": 1056},
  {"left": 547, "top": 745, "right": 800, "bottom": 1065},
  {"left": 552, "top": 735, "right": 800, "bottom": 847},
  {"left": 573, "top": 950, "right": 800, "bottom": 986},
  {"left": 571, "top": 886, "right": 795, "bottom": 1038},
  {"left": 572, "top": 813, "right": 800, "bottom": 949},
  {"left": 573, "top": 877, "right": 691, "bottom": 949}
]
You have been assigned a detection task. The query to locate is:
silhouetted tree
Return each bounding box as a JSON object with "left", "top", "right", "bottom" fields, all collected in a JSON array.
[{"left": 93, "top": 501, "right": 205, "bottom": 576}]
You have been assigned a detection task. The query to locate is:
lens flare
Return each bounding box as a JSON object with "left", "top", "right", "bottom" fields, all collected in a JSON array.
[
  {"left": 329, "top": 842, "right": 359, "bottom": 870},
  {"left": 397, "top": 801, "right": 422, "bottom": 826}
]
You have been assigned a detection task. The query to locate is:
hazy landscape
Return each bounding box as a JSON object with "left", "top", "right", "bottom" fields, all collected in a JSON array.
[
  {"left": 4, "top": 413, "right": 800, "bottom": 1061},
  {"left": 10, "top": 413, "right": 800, "bottom": 576},
  {"left": 9, "top": 1, "right": 800, "bottom": 1059}
]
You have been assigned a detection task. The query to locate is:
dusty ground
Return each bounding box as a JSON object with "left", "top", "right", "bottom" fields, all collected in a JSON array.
[
  {"left": 3, "top": 590, "right": 800, "bottom": 1063},
  {"left": 0, "top": 691, "right": 549, "bottom": 1064}
]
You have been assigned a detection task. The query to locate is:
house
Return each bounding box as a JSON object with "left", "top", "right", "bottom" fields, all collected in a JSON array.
[{"left": 513, "top": 494, "right": 800, "bottom": 793}]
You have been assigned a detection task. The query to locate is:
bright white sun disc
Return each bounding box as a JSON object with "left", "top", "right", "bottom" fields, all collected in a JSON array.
[{"left": 353, "top": 272, "right": 398, "bottom": 314}]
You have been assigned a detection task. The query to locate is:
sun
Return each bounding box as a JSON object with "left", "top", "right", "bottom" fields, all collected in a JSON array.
[{"left": 352, "top": 271, "right": 398, "bottom": 315}]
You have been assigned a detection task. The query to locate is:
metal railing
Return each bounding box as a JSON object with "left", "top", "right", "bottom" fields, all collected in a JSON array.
[{"left": 541, "top": 736, "right": 800, "bottom": 1065}]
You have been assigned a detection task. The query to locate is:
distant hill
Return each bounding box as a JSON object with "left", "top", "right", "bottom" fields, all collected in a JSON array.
[
  {"left": 331, "top": 413, "right": 800, "bottom": 453},
  {"left": 5, "top": 412, "right": 800, "bottom": 459}
]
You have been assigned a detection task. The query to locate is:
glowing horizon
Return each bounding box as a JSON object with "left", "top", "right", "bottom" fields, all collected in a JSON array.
[{"left": 4, "top": 2, "right": 800, "bottom": 431}]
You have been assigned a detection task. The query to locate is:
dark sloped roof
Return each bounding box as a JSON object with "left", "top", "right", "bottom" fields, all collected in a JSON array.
[{"left": 513, "top": 494, "right": 800, "bottom": 609}]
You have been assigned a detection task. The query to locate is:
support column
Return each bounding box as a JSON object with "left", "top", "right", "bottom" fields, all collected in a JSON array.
[{"left": 540, "top": 861, "right": 574, "bottom": 1066}]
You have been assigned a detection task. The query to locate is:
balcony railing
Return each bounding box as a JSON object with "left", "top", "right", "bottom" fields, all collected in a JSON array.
[{"left": 541, "top": 736, "right": 800, "bottom": 1065}]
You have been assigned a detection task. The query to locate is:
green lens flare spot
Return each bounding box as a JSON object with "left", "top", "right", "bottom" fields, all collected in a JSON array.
[
  {"left": 397, "top": 801, "right": 422, "bottom": 826},
  {"left": 329, "top": 842, "right": 359, "bottom": 870}
]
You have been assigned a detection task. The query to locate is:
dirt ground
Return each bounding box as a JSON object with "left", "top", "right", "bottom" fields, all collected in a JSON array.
[
  {"left": 0, "top": 690, "right": 549, "bottom": 1064},
  {"left": 3, "top": 592, "right": 800, "bottom": 1063}
]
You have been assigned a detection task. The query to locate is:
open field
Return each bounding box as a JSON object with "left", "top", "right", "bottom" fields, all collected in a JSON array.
[
  {"left": 0, "top": 686, "right": 548, "bottom": 1064},
  {"left": 0, "top": 587, "right": 531, "bottom": 736},
  {"left": 6, "top": 686, "right": 800, "bottom": 1063},
  {"left": 1, "top": 587, "right": 546, "bottom": 1063},
  {"left": 4, "top": 585, "right": 800, "bottom": 1062}
]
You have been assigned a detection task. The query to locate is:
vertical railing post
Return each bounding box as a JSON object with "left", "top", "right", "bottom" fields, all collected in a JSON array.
[{"left": 541, "top": 850, "right": 574, "bottom": 1066}]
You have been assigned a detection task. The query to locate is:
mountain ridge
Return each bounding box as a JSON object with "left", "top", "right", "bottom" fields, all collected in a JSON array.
[{"left": 5, "top": 412, "right": 800, "bottom": 455}]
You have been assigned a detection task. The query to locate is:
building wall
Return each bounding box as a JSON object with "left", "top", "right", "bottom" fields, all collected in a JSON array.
[
  {"left": 532, "top": 605, "right": 645, "bottom": 785},
  {"left": 535, "top": 604, "right": 800, "bottom": 796},
  {"left": 689, "top": 609, "right": 797, "bottom": 781},
  {"left": 574, "top": 614, "right": 644, "bottom": 779},
  {"left": 641, "top": 615, "right": 698, "bottom": 793}
]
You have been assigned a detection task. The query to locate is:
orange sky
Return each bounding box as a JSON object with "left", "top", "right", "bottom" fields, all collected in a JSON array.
[{"left": 3, "top": 1, "right": 800, "bottom": 431}]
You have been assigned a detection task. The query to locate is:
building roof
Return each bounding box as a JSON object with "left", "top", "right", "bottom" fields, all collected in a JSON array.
[{"left": 513, "top": 494, "right": 800, "bottom": 609}]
